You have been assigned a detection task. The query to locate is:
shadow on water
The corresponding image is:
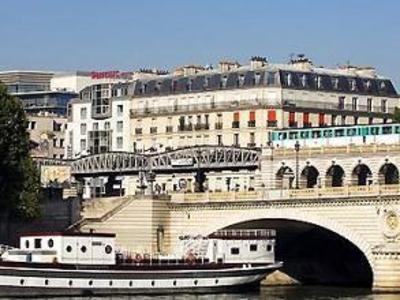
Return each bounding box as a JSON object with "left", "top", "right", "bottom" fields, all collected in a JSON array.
[{"left": 7, "top": 287, "right": 400, "bottom": 300}]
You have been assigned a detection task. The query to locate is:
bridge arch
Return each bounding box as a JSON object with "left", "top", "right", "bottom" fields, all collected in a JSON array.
[
  {"left": 352, "top": 163, "right": 372, "bottom": 186},
  {"left": 191, "top": 210, "right": 375, "bottom": 286},
  {"left": 378, "top": 162, "right": 399, "bottom": 185},
  {"left": 326, "top": 164, "right": 345, "bottom": 187},
  {"left": 300, "top": 165, "right": 320, "bottom": 188}
]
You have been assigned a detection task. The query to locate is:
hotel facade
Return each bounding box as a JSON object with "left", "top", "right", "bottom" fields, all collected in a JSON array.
[{"left": 66, "top": 56, "right": 399, "bottom": 196}]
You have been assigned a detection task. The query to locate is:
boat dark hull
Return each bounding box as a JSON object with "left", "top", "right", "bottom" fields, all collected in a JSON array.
[{"left": 0, "top": 263, "right": 281, "bottom": 297}]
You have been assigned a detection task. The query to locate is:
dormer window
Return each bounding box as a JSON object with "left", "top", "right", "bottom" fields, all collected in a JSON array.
[
  {"left": 380, "top": 81, "right": 386, "bottom": 90},
  {"left": 254, "top": 73, "right": 261, "bottom": 85},
  {"left": 365, "top": 80, "right": 371, "bottom": 90},
  {"left": 186, "top": 79, "right": 193, "bottom": 91},
  {"left": 171, "top": 81, "right": 178, "bottom": 92}
]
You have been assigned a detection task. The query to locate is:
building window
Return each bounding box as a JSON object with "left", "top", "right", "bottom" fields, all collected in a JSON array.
[
  {"left": 117, "top": 121, "right": 123, "bottom": 133},
  {"left": 80, "top": 107, "right": 87, "bottom": 120},
  {"left": 352, "top": 97, "right": 357, "bottom": 110},
  {"left": 318, "top": 113, "right": 326, "bottom": 127},
  {"left": 338, "top": 97, "right": 345, "bottom": 110},
  {"left": 230, "top": 248, "right": 240, "bottom": 255},
  {"left": 117, "top": 105, "right": 123, "bottom": 116},
  {"left": 105, "top": 122, "right": 110, "bottom": 130},
  {"left": 248, "top": 132, "right": 255, "bottom": 147},
  {"left": 80, "top": 139, "right": 86, "bottom": 152},
  {"left": 267, "top": 110, "right": 277, "bottom": 127},
  {"left": 117, "top": 137, "right": 123, "bottom": 149},
  {"left": 29, "top": 121, "right": 36, "bottom": 130},
  {"left": 331, "top": 115, "right": 337, "bottom": 126},
  {"left": 150, "top": 127, "right": 157, "bottom": 134},
  {"left": 341, "top": 115, "right": 346, "bottom": 126},
  {"left": 232, "top": 112, "right": 240, "bottom": 128},
  {"left": 288, "top": 112, "right": 296, "bottom": 128},
  {"left": 303, "top": 112, "right": 310, "bottom": 128},
  {"left": 80, "top": 123, "right": 87, "bottom": 135},
  {"left": 367, "top": 98, "right": 372, "bottom": 112},
  {"left": 217, "top": 135, "right": 223, "bottom": 145},
  {"left": 135, "top": 128, "right": 142, "bottom": 135},
  {"left": 233, "top": 133, "right": 239, "bottom": 146},
  {"left": 60, "top": 139, "right": 64, "bottom": 148},
  {"left": 354, "top": 116, "right": 359, "bottom": 125},
  {"left": 248, "top": 111, "right": 256, "bottom": 127},
  {"left": 381, "top": 99, "right": 387, "bottom": 113},
  {"left": 53, "top": 138, "right": 57, "bottom": 147},
  {"left": 93, "top": 123, "right": 98, "bottom": 131}
]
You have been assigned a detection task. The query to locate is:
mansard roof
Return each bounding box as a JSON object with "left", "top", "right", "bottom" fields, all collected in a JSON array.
[{"left": 131, "top": 65, "right": 398, "bottom": 98}]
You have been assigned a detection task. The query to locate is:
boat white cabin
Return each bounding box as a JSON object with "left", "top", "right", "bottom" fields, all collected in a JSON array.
[{"left": 1, "top": 232, "right": 116, "bottom": 265}]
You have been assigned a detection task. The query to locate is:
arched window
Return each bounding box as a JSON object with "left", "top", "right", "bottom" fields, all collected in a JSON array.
[
  {"left": 352, "top": 164, "right": 372, "bottom": 186},
  {"left": 326, "top": 165, "right": 345, "bottom": 187},
  {"left": 379, "top": 163, "right": 399, "bottom": 185},
  {"left": 276, "top": 165, "right": 294, "bottom": 189},
  {"left": 301, "top": 165, "right": 320, "bottom": 188}
]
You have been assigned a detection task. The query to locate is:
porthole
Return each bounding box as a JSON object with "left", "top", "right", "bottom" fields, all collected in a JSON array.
[
  {"left": 88, "top": 280, "right": 93, "bottom": 286},
  {"left": 173, "top": 280, "right": 177, "bottom": 286},
  {"left": 109, "top": 280, "right": 113, "bottom": 286},
  {"left": 105, "top": 245, "right": 113, "bottom": 254},
  {"left": 45, "top": 279, "right": 49, "bottom": 285},
  {"left": 66, "top": 245, "right": 72, "bottom": 253},
  {"left": 81, "top": 246, "right": 87, "bottom": 253},
  {"left": 194, "top": 280, "right": 198, "bottom": 285},
  {"left": 69, "top": 280, "right": 73, "bottom": 286},
  {"left": 129, "top": 281, "right": 133, "bottom": 287},
  {"left": 48, "top": 239, "right": 54, "bottom": 248},
  {"left": 25, "top": 240, "right": 29, "bottom": 249},
  {"left": 151, "top": 280, "right": 155, "bottom": 286},
  {"left": 20, "top": 279, "right": 25, "bottom": 285},
  {"left": 267, "top": 245, "right": 272, "bottom": 252},
  {"left": 215, "top": 279, "right": 219, "bottom": 284}
]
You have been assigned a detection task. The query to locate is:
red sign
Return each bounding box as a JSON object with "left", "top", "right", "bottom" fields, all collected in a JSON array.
[{"left": 91, "top": 71, "right": 132, "bottom": 80}]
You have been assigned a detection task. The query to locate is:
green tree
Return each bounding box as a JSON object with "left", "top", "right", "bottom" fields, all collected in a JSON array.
[
  {"left": 393, "top": 107, "right": 400, "bottom": 123},
  {"left": 0, "top": 83, "right": 40, "bottom": 220}
]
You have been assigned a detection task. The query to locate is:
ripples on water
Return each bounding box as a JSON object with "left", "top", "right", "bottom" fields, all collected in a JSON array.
[{"left": 9, "top": 287, "right": 400, "bottom": 300}]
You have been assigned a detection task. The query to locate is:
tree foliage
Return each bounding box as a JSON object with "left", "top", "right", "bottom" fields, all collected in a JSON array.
[
  {"left": 0, "top": 83, "right": 40, "bottom": 220},
  {"left": 393, "top": 107, "right": 400, "bottom": 123}
]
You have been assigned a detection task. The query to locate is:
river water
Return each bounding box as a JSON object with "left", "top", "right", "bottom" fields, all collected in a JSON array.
[{"left": 9, "top": 286, "right": 400, "bottom": 300}]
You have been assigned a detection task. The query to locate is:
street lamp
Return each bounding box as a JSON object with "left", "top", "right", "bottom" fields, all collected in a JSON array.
[{"left": 295, "top": 140, "right": 300, "bottom": 189}]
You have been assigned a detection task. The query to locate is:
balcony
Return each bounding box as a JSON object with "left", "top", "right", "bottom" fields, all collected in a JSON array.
[
  {"left": 232, "top": 121, "right": 240, "bottom": 128},
  {"left": 247, "top": 142, "right": 256, "bottom": 148},
  {"left": 178, "top": 124, "right": 193, "bottom": 132},
  {"left": 303, "top": 122, "right": 312, "bottom": 128},
  {"left": 288, "top": 122, "right": 298, "bottom": 128},
  {"left": 247, "top": 120, "right": 256, "bottom": 128},
  {"left": 135, "top": 128, "right": 142, "bottom": 135},
  {"left": 267, "top": 120, "right": 277, "bottom": 127},
  {"left": 194, "top": 123, "right": 210, "bottom": 131},
  {"left": 215, "top": 122, "right": 223, "bottom": 130}
]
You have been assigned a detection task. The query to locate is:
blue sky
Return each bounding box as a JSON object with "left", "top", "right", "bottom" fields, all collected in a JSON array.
[{"left": 1, "top": 0, "right": 399, "bottom": 88}]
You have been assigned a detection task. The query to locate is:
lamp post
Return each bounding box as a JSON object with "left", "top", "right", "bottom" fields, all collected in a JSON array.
[{"left": 295, "top": 140, "right": 300, "bottom": 189}]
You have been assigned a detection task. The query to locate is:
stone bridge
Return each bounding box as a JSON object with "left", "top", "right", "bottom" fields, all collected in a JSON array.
[{"left": 78, "top": 186, "right": 400, "bottom": 292}]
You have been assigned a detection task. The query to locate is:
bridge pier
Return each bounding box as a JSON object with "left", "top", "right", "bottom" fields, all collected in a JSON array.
[{"left": 372, "top": 248, "right": 400, "bottom": 292}]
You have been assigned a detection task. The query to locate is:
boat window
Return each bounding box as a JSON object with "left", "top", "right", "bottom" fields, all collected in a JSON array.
[
  {"left": 66, "top": 245, "right": 72, "bottom": 253},
  {"left": 81, "top": 246, "right": 87, "bottom": 253},
  {"left": 45, "top": 279, "right": 49, "bottom": 286},
  {"left": 267, "top": 245, "right": 273, "bottom": 252},
  {"left": 194, "top": 280, "right": 198, "bottom": 285},
  {"left": 34, "top": 238, "right": 42, "bottom": 249},
  {"left": 230, "top": 247, "right": 240, "bottom": 255},
  {"left": 395, "top": 126, "right": 400, "bottom": 134},
  {"left": 105, "top": 245, "right": 113, "bottom": 254},
  {"left": 48, "top": 239, "right": 54, "bottom": 248},
  {"left": 88, "top": 280, "right": 93, "bottom": 286},
  {"left": 25, "top": 240, "right": 30, "bottom": 249},
  {"left": 250, "top": 244, "right": 258, "bottom": 252},
  {"left": 69, "top": 280, "right": 73, "bottom": 286},
  {"left": 151, "top": 281, "right": 155, "bottom": 286}
]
